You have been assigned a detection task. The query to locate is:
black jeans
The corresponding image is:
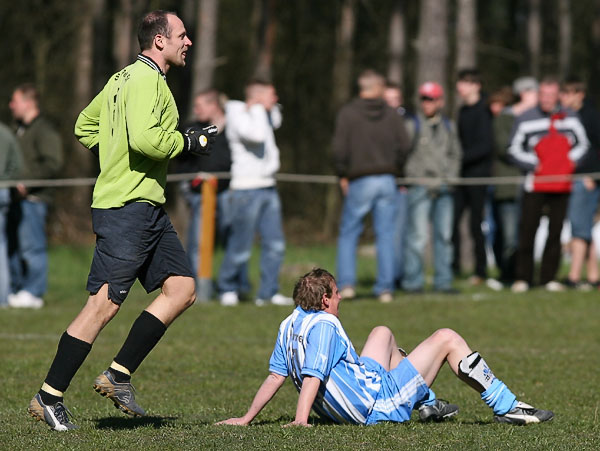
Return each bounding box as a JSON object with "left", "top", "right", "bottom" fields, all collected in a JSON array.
[
  {"left": 514, "top": 192, "right": 569, "bottom": 285},
  {"left": 452, "top": 184, "right": 488, "bottom": 278}
]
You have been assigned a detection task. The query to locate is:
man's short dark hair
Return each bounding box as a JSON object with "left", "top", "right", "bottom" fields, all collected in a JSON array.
[
  {"left": 457, "top": 68, "right": 481, "bottom": 84},
  {"left": 540, "top": 75, "right": 560, "bottom": 87},
  {"left": 293, "top": 268, "right": 336, "bottom": 311},
  {"left": 14, "top": 83, "right": 39, "bottom": 105},
  {"left": 138, "top": 10, "right": 175, "bottom": 51},
  {"left": 561, "top": 75, "right": 586, "bottom": 93}
]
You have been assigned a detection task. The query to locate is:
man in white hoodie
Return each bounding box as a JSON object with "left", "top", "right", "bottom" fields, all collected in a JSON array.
[{"left": 217, "top": 80, "right": 292, "bottom": 306}]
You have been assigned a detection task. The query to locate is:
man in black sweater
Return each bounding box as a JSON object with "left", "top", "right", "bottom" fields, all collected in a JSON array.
[{"left": 453, "top": 69, "right": 494, "bottom": 285}]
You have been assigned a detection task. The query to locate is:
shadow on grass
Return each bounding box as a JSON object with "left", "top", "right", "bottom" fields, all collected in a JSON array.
[
  {"left": 94, "top": 415, "right": 178, "bottom": 430},
  {"left": 249, "top": 415, "right": 334, "bottom": 426}
]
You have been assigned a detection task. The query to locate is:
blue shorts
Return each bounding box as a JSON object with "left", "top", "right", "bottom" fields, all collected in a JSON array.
[
  {"left": 87, "top": 202, "right": 194, "bottom": 304},
  {"left": 568, "top": 180, "right": 600, "bottom": 242},
  {"left": 362, "top": 356, "right": 429, "bottom": 424}
]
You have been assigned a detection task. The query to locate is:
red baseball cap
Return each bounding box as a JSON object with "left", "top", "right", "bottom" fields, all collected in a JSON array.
[{"left": 418, "top": 82, "right": 444, "bottom": 99}]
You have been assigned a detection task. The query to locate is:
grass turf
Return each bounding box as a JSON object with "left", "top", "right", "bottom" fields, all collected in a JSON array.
[{"left": 1, "top": 244, "right": 599, "bottom": 450}]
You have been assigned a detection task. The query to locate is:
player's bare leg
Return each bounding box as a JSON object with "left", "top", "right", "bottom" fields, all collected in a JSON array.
[
  {"left": 67, "top": 284, "right": 120, "bottom": 343},
  {"left": 360, "top": 326, "right": 404, "bottom": 370},
  {"left": 146, "top": 275, "right": 196, "bottom": 326}
]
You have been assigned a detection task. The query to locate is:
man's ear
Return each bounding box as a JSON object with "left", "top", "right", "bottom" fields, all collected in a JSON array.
[
  {"left": 154, "top": 34, "right": 165, "bottom": 51},
  {"left": 321, "top": 293, "right": 330, "bottom": 310}
]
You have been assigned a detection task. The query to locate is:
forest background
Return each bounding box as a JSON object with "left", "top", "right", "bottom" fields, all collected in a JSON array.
[{"left": 2, "top": 0, "right": 599, "bottom": 243}]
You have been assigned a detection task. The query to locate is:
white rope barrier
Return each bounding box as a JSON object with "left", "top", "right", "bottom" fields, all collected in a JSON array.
[{"left": 2, "top": 172, "right": 600, "bottom": 189}]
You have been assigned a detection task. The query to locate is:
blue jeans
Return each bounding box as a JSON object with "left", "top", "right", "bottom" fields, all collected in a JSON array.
[
  {"left": 492, "top": 199, "right": 520, "bottom": 282},
  {"left": 336, "top": 175, "right": 397, "bottom": 295},
  {"left": 393, "top": 188, "right": 408, "bottom": 287},
  {"left": 0, "top": 189, "right": 9, "bottom": 305},
  {"left": 568, "top": 180, "right": 600, "bottom": 242},
  {"left": 403, "top": 185, "right": 454, "bottom": 291},
  {"left": 217, "top": 187, "right": 285, "bottom": 300},
  {"left": 9, "top": 199, "right": 48, "bottom": 297},
  {"left": 183, "top": 187, "right": 251, "bottom": 295}
]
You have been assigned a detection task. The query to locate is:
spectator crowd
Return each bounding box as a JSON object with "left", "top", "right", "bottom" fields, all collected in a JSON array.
[{"left": 2, "top": 69, "right": 600, "bottom": 308}]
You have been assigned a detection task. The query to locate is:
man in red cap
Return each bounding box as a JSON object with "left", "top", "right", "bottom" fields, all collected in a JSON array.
[{"left": 402, "top": 82, "right": 462, "bottom": 293}]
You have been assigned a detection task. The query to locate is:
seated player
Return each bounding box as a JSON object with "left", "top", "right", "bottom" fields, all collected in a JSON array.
[{"left": 217, "top": 268, "right": 553, "bottom": 426}]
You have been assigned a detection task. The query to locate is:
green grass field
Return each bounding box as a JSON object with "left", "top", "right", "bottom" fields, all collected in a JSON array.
[{"left": 1, "top": 244, "right": 599, "bottom": 450}]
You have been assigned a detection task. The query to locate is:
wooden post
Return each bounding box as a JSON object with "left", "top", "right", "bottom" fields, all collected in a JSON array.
[{"left": 196, "top": 177, "right": 217, "bottom": 301}]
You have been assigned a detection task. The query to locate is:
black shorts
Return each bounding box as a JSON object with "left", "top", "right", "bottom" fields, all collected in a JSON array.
[{"left": 87, "top": 202, "right": 194, "bottom": 304}]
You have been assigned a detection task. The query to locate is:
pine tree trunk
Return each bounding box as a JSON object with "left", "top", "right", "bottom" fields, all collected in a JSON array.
[
  {"left": 456, "top": 0, "right": 477, "bottom": 70},
  {"left": 415, "top": 0, "right": 449, "bottom": 100},
  {"left": 191, "top": 0, "right": 220, "bottom": 97},
  {"left": 387, "top": 0, "right": 406, "bottom": 86},
  {"left": 528, "top": 0, "right": 542, "bottom": 78},
  {"left": 324, "top": 0, "right": 356, "bottom": 239},
  {"left": 252, "top": 0, "right": 277, "bottom": 81},
  {"left": 113, "top": 0, "right": 133, "bottom": 70},
  {"left": 558, "top": 0, "right": 572, "bottom": 79}
]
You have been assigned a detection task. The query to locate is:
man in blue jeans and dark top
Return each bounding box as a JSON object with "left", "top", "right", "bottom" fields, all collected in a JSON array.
[
  {"left": 559, "top": 77, "right": 600, "bottom": 289},
  {"left": 7, "top": 83, "right": 64, "bottom": 309},
  {"left": 27, "top": 10, "right": 216, "bottom": 431},
  {"left": 402, "top": 82, "right": 462, "bottom": 293},
  {"left": 217, "top": 80, "right": 293, "bottom": 307},
  {"left": 332, "top": 70, "right": 410, "bottom": 303},
  {"left": 178, "top": 89, "right": 250, "bottom": 297}
]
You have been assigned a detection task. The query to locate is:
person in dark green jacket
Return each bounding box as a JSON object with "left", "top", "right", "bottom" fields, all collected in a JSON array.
[
  {"left": 0, "top": 121, "right": 23, "bottom": 307},
  {"left": 7, "top": 83, "right": 63, "bottom": 309},
  {"left": 27, "top": 10, "right": 215, "bottom": 432}
]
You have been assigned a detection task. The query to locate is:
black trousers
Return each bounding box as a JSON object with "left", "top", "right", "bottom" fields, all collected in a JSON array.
[
  {"left": 514, "top": 191, "right": 569, "bottom": 285},
  {"left": 452, "top": 184, "right": 488, "bottom": 278}
]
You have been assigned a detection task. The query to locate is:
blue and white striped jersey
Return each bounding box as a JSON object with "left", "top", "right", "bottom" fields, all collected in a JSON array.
[{"left": 269, "top": 307, "right": 382, "bottom": 424}]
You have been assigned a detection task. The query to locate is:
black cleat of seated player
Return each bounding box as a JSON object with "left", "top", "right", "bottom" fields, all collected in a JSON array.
[
  {"left": 418, "top": 399, "right": 459, "bottom": 422},
  {"left": 494, "top": 401, "right": 554, "bottom": 425}
]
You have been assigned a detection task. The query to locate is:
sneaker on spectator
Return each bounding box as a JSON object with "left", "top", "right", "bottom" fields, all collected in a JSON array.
[
  {"left": 8, "top": 290, "right": 44, "bottom": 309},
  {"left": 220, "top": 291, "right": 239, "bottom": 307},
  {"left": 486, "top": 278, "right": 504, "bottom": 291},
  {"left": 511, "top": 280, "right": 529, "bottom": 293},
  {"left": 468, "top": 275, "right": 484, "bottom": 286},
  {"left": 339, "top": 286, "right": 356, "bottom": 300},
  {"left": 256, "top": 293, "right": 294, "bottom": 306},
  {"left": 378, "top": 292, "right": 393, "bottom": 303},
  {"left": 544, "top": 281, "right": 565, "bottom": 292}
]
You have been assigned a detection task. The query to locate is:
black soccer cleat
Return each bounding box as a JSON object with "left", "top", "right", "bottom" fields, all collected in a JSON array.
[
  {"left": 418, "top": 399, "right": 459, "bottom": 422},
  {"left": 494, "top": 401, "right": 554, "bottom": 425},
  {"left": 28, "top": 393, "right": 78, "bottom": 431},
  {"left": 93, "top": 370, "right": 146, "bottom": 417}
]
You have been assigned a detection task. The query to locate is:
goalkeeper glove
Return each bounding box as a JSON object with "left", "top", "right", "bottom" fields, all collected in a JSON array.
[{"left": 183, "top": 124, "right": 218, "bottom": 156}]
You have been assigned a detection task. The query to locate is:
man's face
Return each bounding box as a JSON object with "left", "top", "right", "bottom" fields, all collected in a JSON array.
[
  {"left": 538, "top": 83, "right": 559, "bottom": 113},
  {"left": 9, "top": 90, "right": 31, "bottom": 120},
  {"left": 383, "top": 87, "right": 402, "bottom": 109},
  {"left": 559, "top": 89, "right": 584, "bottom": 111},
  {"left": 324, "top": 282, "right": 342, "bottom": 317},
  {"left": 456, "top": 80, "right": 480, "bottom": 100},
  {"left": 260, "top": 85, "right": 278, "bottom": 110},
  {"left": 161, "top": 14, "right": 192, "bottom": 67},
  {"left": 193, "top": 95, "right": 218, "bottom": 122},
  {"left": 420, "top": 97, "right": 443, "bottom": 117}
]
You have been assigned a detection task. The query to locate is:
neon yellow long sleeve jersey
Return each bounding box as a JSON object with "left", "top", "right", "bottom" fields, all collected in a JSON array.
[{"left": 75, "top": 56, "right": 185, "bottom": 208}]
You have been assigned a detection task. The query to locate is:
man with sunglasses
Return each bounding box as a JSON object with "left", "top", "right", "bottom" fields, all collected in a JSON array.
[{"left": 403, "top": 82, "right": 462, "bottom": 293}]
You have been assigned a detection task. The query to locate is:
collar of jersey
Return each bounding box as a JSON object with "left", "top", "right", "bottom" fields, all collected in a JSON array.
[{"left": 136, "top": 54, "right": 166, "bottom": 80}]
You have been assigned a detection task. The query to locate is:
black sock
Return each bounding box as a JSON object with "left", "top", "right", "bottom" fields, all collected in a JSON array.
[
  {"left": 108, "top": 367, "right": 131, "bottom": 383},
  {"left": 39, "top": 391, "right": 63, "bottom": 405},
  {"left": 113, "top": 310, "right": 167, "bottom": 375},
  {"left": 43, "top": 332, "right": 92, "bottom": 398}
]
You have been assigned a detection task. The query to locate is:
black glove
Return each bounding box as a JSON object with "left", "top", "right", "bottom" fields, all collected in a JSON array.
[{"left": 183, "top": 124, "right": 218, "bottom": 156}]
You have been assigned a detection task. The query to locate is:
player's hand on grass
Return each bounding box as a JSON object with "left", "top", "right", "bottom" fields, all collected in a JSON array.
[
  {"left": 183, "top": 124, "right": 218, "bottom": 156},
  {"left": 215, "top": 417, "right": 250, "bottom": 426}
]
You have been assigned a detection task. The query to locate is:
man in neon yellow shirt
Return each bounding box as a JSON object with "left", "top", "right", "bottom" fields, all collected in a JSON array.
[{"left": 27, "top": 10, "right": 215, "bottom": 431}]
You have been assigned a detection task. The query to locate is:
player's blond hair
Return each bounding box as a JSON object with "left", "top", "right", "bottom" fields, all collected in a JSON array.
[{"left": 293, "top": 268, "right": 336, "bottom": 311}]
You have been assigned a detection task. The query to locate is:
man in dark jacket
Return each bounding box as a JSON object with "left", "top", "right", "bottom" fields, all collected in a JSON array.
[
  {"left": 332, "top": 70, "right": 410, "bottom": 302},
  {"left": 453, "top": 69, "right": 494, "bottom": 285},
  {"left": 7, "top": 83, "right": 63, "bottom": 309}
]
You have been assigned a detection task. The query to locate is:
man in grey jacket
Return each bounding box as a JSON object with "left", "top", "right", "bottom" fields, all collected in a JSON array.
[{"left": 403, "top": 82, "right": 462, "bottom": 293}]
